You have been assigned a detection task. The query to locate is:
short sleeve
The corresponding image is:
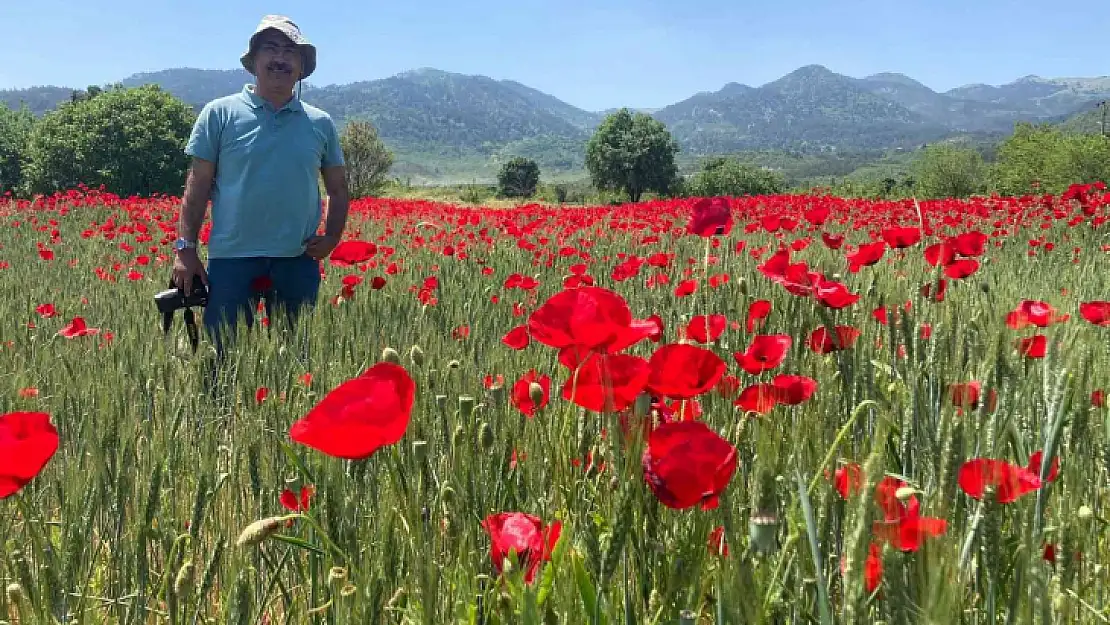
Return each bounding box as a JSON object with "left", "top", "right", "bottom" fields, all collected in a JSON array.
[
  {"left": 321, "top": 117, "right": 346, "bottom": 168},
  {"left": 185, "top": 102, "right": 221, "bottom": 163}
]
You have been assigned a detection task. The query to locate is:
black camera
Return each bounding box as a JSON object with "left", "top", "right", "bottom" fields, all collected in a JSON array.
[{"left": 154, "top": 278, "right": 209, "bottom": 314}]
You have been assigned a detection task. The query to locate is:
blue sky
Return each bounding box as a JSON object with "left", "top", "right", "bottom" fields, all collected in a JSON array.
[{"left": 2, "top": 0, "right": 1104, "bottom": 111}]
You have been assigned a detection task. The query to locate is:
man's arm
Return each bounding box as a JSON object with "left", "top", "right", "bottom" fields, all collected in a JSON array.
[
  {"left": 320, "top": 165, "right": 349, "bottom": 238},
  {"left": 178, "top": 158, "right": 215, "bottom": 240}
]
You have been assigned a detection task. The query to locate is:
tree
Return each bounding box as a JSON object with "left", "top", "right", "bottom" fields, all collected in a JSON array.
[
  {"left": 22, "top": 84, "right": 194, "bottom": 196},
  {"left": 340, "top": 119, "right": 394, "bottom": 198},
  {"left": 910, "top": 144, "right": 988, "bottom": 199},
  {"left": 0, "top": 104, "right": 34, "bottom": 195},
  {"left": 991, "top": 123, "right": 1110, "bottom": 196},
  {"left": 687, "top": 157, "right": 787, "bottom": 197},
  {"left": 585, "top": 109, "right": 679, "bottom": 203},
  {"left": 497, "top": 156, "right": 540, "bottom": 198}
]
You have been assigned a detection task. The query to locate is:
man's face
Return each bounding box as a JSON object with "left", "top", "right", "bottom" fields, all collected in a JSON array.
[{"left": 252, "top": 30, "right": 303, "bottom": 88}]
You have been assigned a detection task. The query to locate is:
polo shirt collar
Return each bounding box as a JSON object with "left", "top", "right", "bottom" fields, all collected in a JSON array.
[{"left": 240, "top": 84, "right": 303, "bottom": 113}]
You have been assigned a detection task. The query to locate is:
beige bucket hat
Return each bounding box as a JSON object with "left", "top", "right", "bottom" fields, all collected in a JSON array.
[{"left": 240, "top": 15, "right": 317, "bottom": 80}]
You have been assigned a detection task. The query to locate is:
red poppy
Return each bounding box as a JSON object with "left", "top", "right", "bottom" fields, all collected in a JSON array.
[
  {"left": 36, "top": 303, "right": 57, "bottom": 318},
  {"left": 815, "top": 278, "right": 860, "bottom": 309},
  {"left": 511, "top": 370, "right": 551, "bottom": 418},
  {"left": 684, "top": 314, "right": 727, "bottom": 344},
  {"left": 1093, "top": 390, "right": 1106, "bottom": 407},
  {"left": 821, "top": 232, "right": 845, "bottom": 249},
  {"left": 481, "top": 512, "right": 562, "bottom": 584},
  {"left": 642, "top": 421, "right": 738, "bottom": 510},
  {"left": 808, "top": 325, "right": 861, "bottom": 354},
  {"left": 708, "top": 526, "right": 729, "bottom": 557},
  {"left": 289, "top": 362, "right": 415, "bottom": 460},
  {"left": 561, "top": 353, "right": 650, "bottom": 413},
  {"left": 847, "top": 242, "right": 886, "bottom": 273},
  {"left": 250, "top": 275, "right": 273, "bottom": 292},
  {"left": 735, "top": 383, "right": 779, "bottom": 414},
  {"left": 746, "top": 300, "right": 772, "bottom": 333},
  {"left": 527, "top": 287, "right": 632, "bottom": 351},
  {"left": 1026, "top": 450, "right": 1060, "bottom": 483},
  {"left": 734, "top": 334, "right": 792, "bottom": 374},
  {"left": 329, "top": 240, "right": 377, "bottom": 266},
  {"left": 255, "top": 387, "right": 269, "bottom": 403},
  {"left": 1016, "top": 334, "right": 1047, "bottom": 359},
  {"left": 1079, "top": 301, "right": 1110, "bottom": 326},
  {"left": 881, "top": 226, "right": 921, "bottom": 249},
  {"left": 872, "top": 498, "right": 947, "bottom": 552},
  {"left": 687, "top": 197, "right": 732, "bottom": 237},
  {"left": 957, "top": 458, "right": 1042, "bottom": 503},
  {"left": 501, "top": 325, "right": 530, "bottom": 350},
  {"left": 674, "top": 280, "right": 697, "bottom": 297},
  {"left": 279, "top": 485, "right": 314, "bottom": 512},
  {"left": 646, "top": 344, "right": 726, "bottom": 400},
  {"left": 1, "top": 411, "right": 60, "bottom": 499},
  {"left": 944, "top": 258, "right": 980, "bottom": 279},
  {"left": 1006, "top": 301, "right": 1068, "bottom": 329},
  {"left": 952, "top": 231, "right": 987, "bottom": 256},
  {"left": 771, "top": 374, "right": 818, "bottom": 405},
  {"left": 832, "top": 462, "right": 863, "bottom": 500},
  {"left": 58, "top": 316, "right": 100, "bottom": 338}
]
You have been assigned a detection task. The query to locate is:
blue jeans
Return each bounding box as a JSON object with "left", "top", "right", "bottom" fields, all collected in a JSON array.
[{"left": 203, "top": 253, "right": 321, "bottom": 357}]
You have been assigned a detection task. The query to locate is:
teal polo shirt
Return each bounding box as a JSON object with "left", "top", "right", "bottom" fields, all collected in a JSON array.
[{"left": 184, "top": 84, "right": 345, "bottom": 259}]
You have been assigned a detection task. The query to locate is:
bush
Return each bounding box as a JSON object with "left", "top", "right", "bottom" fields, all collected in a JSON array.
[
  {"left": 0, "top": 104, "right": 34, "bottom": 195},
  {"left": 341, "top": 119, "right": 394, "bottom": 198},
  {"left": 687, "top": 158, "right": 787, "bottom": 197},
  {"left": 22, "top": 84, "right": 194, "bottom": 197},
  {"left": 497, "top": 157, "right": 540, "bottom": 198},
  {"left": 991, "top": 123, "right": 1110, "bottom": 196},
  {"left": 910, "top": 144, "right": 988, "bottom": 199}
]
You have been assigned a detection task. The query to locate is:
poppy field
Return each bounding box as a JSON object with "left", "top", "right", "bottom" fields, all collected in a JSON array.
[{"left": 2, "top": 184, "right": 1110, "bottom": 624}]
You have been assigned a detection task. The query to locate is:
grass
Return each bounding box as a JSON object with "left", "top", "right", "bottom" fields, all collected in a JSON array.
[{"left": 0, "top": 190, "right": 1108, "bottom": 624}]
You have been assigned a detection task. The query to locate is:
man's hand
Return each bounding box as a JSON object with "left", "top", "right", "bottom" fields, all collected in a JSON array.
[
  {"left": 173, "top": 248, "right": 209, "bottom": 295},
  {"left": 304, "top": 234, "right": 341, "bottom": 260}
]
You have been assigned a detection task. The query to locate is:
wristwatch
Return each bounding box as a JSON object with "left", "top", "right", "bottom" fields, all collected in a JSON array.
[{"left": 173, "top": 238, "right": 198, "bottom": 252}]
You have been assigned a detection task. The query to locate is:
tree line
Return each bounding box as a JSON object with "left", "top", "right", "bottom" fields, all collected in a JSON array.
[{"left": 1, "top": 84, "right": 1106, "bottom": 202}]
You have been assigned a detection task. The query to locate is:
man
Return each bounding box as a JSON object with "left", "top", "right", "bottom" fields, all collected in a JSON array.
[{"left": 172, "top": 15, "right": 349, "bottom": 358}]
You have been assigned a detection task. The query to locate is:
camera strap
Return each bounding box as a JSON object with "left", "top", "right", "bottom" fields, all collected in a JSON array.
[{"left": 162, "top": 277, "right": 201, "bottom": 354}]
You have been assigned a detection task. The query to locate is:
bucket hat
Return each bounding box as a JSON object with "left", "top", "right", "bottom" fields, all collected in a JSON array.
[{"left": 240, "top": 15, "right": 317, "bottom": 80}]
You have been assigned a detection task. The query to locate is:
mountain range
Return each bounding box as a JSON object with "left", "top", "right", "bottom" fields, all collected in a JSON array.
[{"left": 3, "top": 65, "right": 1107, "bottom": 182}]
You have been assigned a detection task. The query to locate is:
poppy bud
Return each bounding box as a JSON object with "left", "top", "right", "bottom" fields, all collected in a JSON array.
[
  {"left": 749, "top": 512, "right": 780, "bottom": 555},
  {"left": 452, "top": 424, "right": 465, "bottom": 449},
  {"left": 174, "top": 561, "right": 194, "bottom": 597},
  {"left": 412, "top": 440, "right": 428, "bottom": 462},
  {"left": 737, "top": 277, "right": 748, "bottom": 296},
  {"left": 6, "top": 582, "right": 23, "bottom": 604},
  {"left": 328, "top": 567, "right": 348, "bottom": 587},
  {"left": 409, "top": 345, "right": 425, "bottom": 368},
  {"left": 440, "top": 483, "right": 456, "bottom": 506},
  {"left": 381, "top": 347, "right": 400, "bottom": 364},
  {"left": 235, "top": 516, "right": 289, "bottom": 548},
  {"left": 340, "top": 583, "right": 357, "bottom": 598},
  {"left": 479, "top": 422, "right": 495, "bottom": 450},
  {"left": 448, "top": 359, "right": 461, "bottom": 370},
  {"left": 980, "top": 281, "right": 990, "bottom": 295},
  {"left": 459, "top": 396, "right": 476, "bottom": 419},
  {"left": 488, "top": 383, "right": 505, "bottom": 406},
  {"left": 1078, "top": 505, "right": 1093, "bottom": 521},
  {"left": 386, "top": 587, "right": 406, "bottom": 609},
  {"left": 528, "top": 382, "right": 545, "bottom": 408}
]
